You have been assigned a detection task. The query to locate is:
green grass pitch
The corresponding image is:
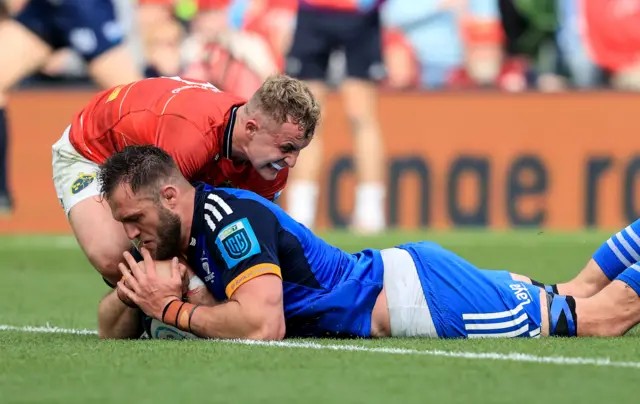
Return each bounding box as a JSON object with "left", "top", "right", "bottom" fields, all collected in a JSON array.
[{"left": 1, "top": 230, "right": 638, "bottom": 403}]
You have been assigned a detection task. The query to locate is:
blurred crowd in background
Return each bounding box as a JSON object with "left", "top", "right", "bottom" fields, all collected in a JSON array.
[
  {"left": 1, "top": 0, "right": 639, "bottom": 231},
  {"left": 3, "top": 0, "right": 640, "bottom": 93}
]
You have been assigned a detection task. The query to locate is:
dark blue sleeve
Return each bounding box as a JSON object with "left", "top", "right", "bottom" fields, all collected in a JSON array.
[{"left": 202, "top": 196, "right": 282, "bottom": 298}]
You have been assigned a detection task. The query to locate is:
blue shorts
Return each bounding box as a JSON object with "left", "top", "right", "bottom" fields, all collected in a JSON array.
[
  {"left": 397, "top": 241, "right": 543, "bottom": 339},
  {"left": 14, "top": 0, "right": 124, "bottom": 61}
]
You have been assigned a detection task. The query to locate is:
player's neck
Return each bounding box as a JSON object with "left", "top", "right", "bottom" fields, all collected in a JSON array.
[
  {"left": 228, "top": 108, "right": 251, "bottom": 163},
  {"left": 229, "top": 127, "right": 250, "bottom": 163}
]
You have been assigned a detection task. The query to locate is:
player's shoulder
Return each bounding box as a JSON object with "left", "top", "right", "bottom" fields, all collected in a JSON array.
[
  {"left": 211, "top": 188, "right": 276, "bottom": 217},
  {"left": 124, "top": 76, "right": 242, "bottom": 102},
  {"left": 194, "top": 185, "right": 284, "bottom": 266},
  {"left": 152, "top": 76, "right": 246, "bottom": 103},
  {"left": 195, "top": 183, "right": 280, "bottom": 234},
  {"left": 154, "top": 77, "right": 246, "bottom": 122}
]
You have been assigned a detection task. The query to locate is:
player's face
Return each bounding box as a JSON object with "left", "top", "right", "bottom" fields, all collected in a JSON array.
[
  {"left": 247, "top": 121, "right": 312, "bottom": 180},
  {"left": 109, "top": 186, "right": 183, "bottom": 260},
  {"left": 152, "top": 205, "right": 183, "bottom": 260}
]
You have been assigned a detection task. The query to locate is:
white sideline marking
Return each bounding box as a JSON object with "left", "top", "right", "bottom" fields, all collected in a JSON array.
[
  {"left": 1, "top": 324, "right": 640, "bottom": 370},
  {"left": 0, "top": 324, "right": 97, "bottom": 335}
]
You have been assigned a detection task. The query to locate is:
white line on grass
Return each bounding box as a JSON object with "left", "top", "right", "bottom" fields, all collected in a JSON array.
[
  {"left": 0, "top": 324, "right": 97, "bottom": 335},
  {"left": 1, "top": 323, "right": 639, "bottom": 370}
]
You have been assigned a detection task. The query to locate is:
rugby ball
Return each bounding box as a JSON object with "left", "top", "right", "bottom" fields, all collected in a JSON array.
[{"left": 142, "top": 316, "right": 199, "bottom": 340}]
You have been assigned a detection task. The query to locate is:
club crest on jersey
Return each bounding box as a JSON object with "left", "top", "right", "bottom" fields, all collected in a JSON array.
[
  {"left": 70, "top": 173, "right": 96, "bottom": 195},
  {"left": 215, "top": 218, "right": 260, "bottom": 269}
]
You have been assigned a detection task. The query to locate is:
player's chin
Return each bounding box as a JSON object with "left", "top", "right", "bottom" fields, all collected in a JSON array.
[{"left": 258, "top": 164, "right": 279, "bottom": 180}]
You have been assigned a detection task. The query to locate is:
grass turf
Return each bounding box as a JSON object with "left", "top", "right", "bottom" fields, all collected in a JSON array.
[{"left": 0, "top": 231, "right": 638, "bottom": 403}]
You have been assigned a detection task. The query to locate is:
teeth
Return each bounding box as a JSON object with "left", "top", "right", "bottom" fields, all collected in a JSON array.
[{"left": 270, "top": 162, "right": 284, "bottom": 171}]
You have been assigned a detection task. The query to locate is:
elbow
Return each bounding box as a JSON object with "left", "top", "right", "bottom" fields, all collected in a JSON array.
[
  {"left": 98, "top": 327, "right": 139, "bottom": 340},
  {"left": 97, "top": 328, "right": 110, "bottom": 340},
  {"left": 97, "top": 325, "right": 122, "bottom": 340},
  {"left": 249, "top": 315, "right": 286, "bottom": 341}
]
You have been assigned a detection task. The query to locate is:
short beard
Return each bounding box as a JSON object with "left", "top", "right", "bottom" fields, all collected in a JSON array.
[{"left": 154, "top": 205, "right": 182, "bottom": 260}]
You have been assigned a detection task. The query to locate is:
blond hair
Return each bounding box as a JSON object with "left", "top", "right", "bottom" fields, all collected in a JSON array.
[{"left": 247, "top": 75, "right": 321, "bottom": 139}]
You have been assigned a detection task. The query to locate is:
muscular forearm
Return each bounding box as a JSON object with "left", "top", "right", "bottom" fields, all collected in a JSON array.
[
  {"left": 185, "top": 299, "right": 285, "bottom": 341},
  {"left": 97, "top": 290, "right": 143, "bottom": 339}
]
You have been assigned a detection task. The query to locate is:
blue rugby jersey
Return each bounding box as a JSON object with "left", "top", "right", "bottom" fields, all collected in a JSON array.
[{"left": 186, "top": 182, "right": 384, "bottom": 338}]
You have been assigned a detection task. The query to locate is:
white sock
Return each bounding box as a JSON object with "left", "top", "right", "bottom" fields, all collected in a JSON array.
[
  {"left": 353, "top": 182, "right": 386, "bottom": 232},
  {"left": 286, "top": 181, "right": 319, "bottom": 229}
]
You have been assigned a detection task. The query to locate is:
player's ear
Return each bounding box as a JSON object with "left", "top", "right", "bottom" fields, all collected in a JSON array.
[
  {"left": 246, "top": 119, "right": 258, "bottom": 139},
  {"left": 159, "top": 185, "right": 179, "bottom": 208}
]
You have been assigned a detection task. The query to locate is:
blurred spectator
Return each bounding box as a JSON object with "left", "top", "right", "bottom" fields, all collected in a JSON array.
[
  {"left": 284, "top": 0, "right": 387, "bottom": 234},
  {"left": 140, "top": 8, "right": 184, "bottom": 76},
  {"left": 555, "top": 0, "right": 603, "bottom": 89},
  {"left": 382, "top": 0, "right": 465, "bottom": 90},
  {"left": 0, "top": 0, "right": 143, "bottom": 214},
  {"left": 237, "top": 0, "right": 297, "bottom": 70},
  {"left": 582, "top": 0, "right": 640, "bottom": 90},
  {"left": 381, "top": 27, "right": 420, "bottom": 89},
  {"left": 137, "top": 0, "right": 188, "bottom": 77},
  {"left": 7, "top": 0, "right": 640, "bottom": 98},
  {"left": 180, "top": 0, "right": 296, "bottom": 98},
  {"left": 497, "top": 0, "right": 567, "bottom": 92},
  {"left": 2, "top": 0, "right": 26, "bottom": 15},
  {"left": 381, "top": 0, "right": 504, "bottom": 90},
  {"left": 461, "top": 0, "right": 504, "bottom": 86},
  {"left": 0, "top": 1, "right": 8, "bottom": 19}
]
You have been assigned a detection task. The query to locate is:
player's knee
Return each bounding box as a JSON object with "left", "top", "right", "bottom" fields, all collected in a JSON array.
[
  {"left": 602, "top": 323, "right": 628, "bottom": 337},
  {"left": 574, "top": 289, "right": 636, "bottom": 337},
  {"left": 584, "top": 316, "right": 628, "bottom": 337}
]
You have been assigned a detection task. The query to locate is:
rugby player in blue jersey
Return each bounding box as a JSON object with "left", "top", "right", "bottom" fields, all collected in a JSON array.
[{"left": 97, "top": 145, "right": 640, "bottom": 341}]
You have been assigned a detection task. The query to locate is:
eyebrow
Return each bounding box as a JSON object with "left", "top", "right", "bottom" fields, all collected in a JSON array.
[{"left": 121, "top": 212, "right": 142, "bottom": 222}]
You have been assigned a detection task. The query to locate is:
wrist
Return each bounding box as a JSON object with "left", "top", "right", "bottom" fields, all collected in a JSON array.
[{"left": 161, "top": 299, "right": 200, "bottom": 333}]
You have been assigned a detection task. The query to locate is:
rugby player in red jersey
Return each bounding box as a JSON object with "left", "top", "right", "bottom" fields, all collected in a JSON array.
[{"left": 51, "top": 74, "right": 320, "bottom": 285}]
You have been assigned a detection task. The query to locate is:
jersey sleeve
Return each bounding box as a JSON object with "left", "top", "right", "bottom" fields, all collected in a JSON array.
[
  {"left": 203, "top": 197, "right": 282, "bottom": 298},
  {"left": 155, "top": 114, "right": 216, "bottom": 180},
  {"left": 593, "top": 219, "right": 640, "bottom": 280}
]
